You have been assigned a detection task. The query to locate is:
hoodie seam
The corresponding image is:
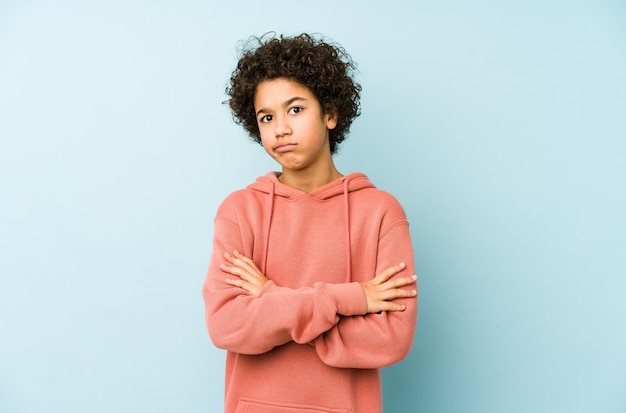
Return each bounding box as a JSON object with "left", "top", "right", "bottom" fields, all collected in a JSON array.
[
  {"left": 215, "top": 216, "right": 246, "bottom": 257},
  {"left": 214, "top": 216, "right": 239, "bottom": 226},
  {"left": 379, "top": 220, "right": 410, "bottom": 239}
]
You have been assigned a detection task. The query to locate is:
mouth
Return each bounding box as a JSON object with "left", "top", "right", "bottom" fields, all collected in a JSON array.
[{"left": 274, "top": 143, "right": 297, "bottom": 153}]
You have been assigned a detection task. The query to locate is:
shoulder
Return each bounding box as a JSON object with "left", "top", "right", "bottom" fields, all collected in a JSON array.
[
  {"left": 357, "top": 185, "right": 406, "bottom": 210},
  {"left": 347, "top": 173, "right": 404, "bottom": 207},
  {"left": 220, "top": 187, "right": 253, "bottom": 205},
  {"left": 215, "top": 186, "right": 261, "bottom": 221}
]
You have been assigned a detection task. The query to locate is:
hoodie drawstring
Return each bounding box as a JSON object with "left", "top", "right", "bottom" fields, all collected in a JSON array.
[
  {"left": 262, "top": 180, "right": 275, "bottom": 275},
  {"left": 343, "top": 177, "right": 352, "bottom": 283},
  {"left": 261, "top": 175, "right": 353, "bottom": 282}
]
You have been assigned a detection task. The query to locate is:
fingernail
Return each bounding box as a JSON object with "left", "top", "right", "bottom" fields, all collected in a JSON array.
[
  {"left": 412, "top": 275, "right": 417, "bottom": 280},
  {"left": 233, "top": 250, "right": 240, "bottom": 255},
  {"left": 399, "top": 262, "right": 406, "bottom": 268}
]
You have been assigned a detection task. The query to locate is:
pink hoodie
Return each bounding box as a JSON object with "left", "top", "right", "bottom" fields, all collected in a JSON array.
[{"left": 203, "top": 172, "right": 417, "bottom": 413}]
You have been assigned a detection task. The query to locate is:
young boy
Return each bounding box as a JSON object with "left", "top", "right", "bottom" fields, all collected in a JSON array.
[{"left": 203, "top": 33, "right": 418, "bottom": 413}]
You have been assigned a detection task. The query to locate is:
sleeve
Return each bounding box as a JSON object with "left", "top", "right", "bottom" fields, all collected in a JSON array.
[
  {"left": 202, "top": 201, "right": 368, "bottom": 355},
  {"left": 312, "top": 213, "right": 418, "bottom": 369}
]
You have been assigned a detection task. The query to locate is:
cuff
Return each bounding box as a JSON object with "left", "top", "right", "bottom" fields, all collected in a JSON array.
[
  {"left": 324, "top": 282, "right": 367, "bottom": 316},
  {"left": 258, "top": 280, "right": 277, "bottom": 296}
]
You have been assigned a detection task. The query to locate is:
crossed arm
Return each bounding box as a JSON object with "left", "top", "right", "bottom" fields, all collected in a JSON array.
[{"left": 221, "top": 250, "right": 417, "bottom": 315}]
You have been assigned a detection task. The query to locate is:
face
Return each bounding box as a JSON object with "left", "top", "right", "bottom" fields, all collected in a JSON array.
[{"left": 253, "top": 78, "right": 337, "bottom": 173}]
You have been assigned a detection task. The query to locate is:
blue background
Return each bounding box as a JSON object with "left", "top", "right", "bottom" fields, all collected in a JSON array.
[{"left": 1, "top": 1, "right": 625, "bottom": 412}]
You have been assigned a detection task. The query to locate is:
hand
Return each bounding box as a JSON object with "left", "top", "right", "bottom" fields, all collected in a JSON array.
[
  {"left": 221, "top": 250, "right": 268, "bottom": 297},
  {"left": 359, "top": 263, "right": 417, "bottom": 313}
]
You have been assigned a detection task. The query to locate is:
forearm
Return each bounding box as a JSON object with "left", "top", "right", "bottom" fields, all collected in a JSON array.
[
  {"left": 313, "top": 293, "right": 417, "bottom": 368},
  {"left": 204, "top": 275, "right": 365, "bottom": 354}
]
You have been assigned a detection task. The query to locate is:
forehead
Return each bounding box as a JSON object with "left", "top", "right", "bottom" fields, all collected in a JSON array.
[{"left": 253, "top": 78, "right": 317, "bottom": 108}]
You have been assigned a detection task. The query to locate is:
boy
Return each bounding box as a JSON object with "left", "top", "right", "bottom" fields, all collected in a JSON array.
[{"left": 203, "top": 33, "right": 418, "bottom": 413}]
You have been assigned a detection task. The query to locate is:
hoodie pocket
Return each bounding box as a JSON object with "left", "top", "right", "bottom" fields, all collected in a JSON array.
[{"left": 235, "top": 397, "right": 349, "bottom": 413}]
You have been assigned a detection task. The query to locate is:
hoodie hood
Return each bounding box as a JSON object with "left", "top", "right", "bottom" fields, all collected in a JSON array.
[
  {"left": 248, "top": 171, "right": 376, "bottom": 200},
  {"left": 247, "top": 172, "right": 376, "bottom": 282}
]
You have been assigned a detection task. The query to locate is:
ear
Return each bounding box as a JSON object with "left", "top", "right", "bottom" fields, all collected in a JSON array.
[{"left": 325, "top": 110, "right": 338, "bottom": 130}]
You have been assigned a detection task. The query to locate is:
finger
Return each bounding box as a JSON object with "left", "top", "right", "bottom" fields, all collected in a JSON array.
[
  {"left": 232, "top": 250, "right": 258, "bottom": 266},
  {"left": 373, "top": 262, "right": 406, "bottom": 284},
  {"left": 382, "top": 274, "right": 417, "bottom": 290},
  {"left": 220, "top": 263, "right": 256, "bottom": 283},
  {"left": 225, "top": 277, "right": 246, "bottom": 289},
  {"left": 225, "top": 251, "right": 263, "bottom": 277},
  {"left": 377, "top": 301, "right": 407, "bottom": 312},
  {"left": 225, "top": 277, "right": 259, "bottom": 294},
  {"left": 223, "top": 251, "right": 253, "bottom": 265},
  {"left": 224, "top": 252, "right": 250, "bottom": 268},
  {"left": 380, "top": 287, "right": 417, "bottom": 301},
  {"left": 225, "top": 276, "right": 266, "bottom": 297},
  {"left": 220, "top": 263, "right": 236, "bottom": 274},
  {"left": 231, "top": 250, "right": 262, "bottom": 270},
  {"left": 223, "top": 254, "right": 258, "bottom": 277}
]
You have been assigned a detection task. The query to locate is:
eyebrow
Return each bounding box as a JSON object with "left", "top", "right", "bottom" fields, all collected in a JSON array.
[{"left": 256, "top": 96, "right": 307, "bottom": 116}]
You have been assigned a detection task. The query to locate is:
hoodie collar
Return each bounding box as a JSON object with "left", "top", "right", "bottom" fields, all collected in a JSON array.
[{"left": 248, "top": 171, "right": 375, "bottom": 200}]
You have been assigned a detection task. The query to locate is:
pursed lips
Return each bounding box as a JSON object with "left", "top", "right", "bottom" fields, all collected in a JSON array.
[{"left": 274, "top": 143, "right": 297, "bottom": 153}]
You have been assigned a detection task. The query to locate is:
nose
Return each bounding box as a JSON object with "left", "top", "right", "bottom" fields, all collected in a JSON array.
[{"left": 274, "top": 115, "right": 292, "bottom": 138}]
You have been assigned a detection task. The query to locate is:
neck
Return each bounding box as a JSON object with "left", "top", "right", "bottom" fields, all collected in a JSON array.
[{"left": 279, "top": 162, "right": 343, "bottom": 193}]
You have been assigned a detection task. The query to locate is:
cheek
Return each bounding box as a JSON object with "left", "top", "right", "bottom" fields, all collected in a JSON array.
[
  {"left": 260, "top": 137, "right": 272, "bottom": 153},
  {"left": 259, "top": 134, "right": 277, "bottom": 157},
  {"left": 258, "top": 126, "right": 271, "bottom": 146}
]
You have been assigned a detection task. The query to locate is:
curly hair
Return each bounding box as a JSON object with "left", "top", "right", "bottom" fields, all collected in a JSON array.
[{"left": 226, "top": 33, "right": 361, "bottom": 154}]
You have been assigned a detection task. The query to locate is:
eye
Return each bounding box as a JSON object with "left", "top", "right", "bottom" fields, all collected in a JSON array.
[
  {"left": 259, "top": 114, "right": 273, "bottom": 123},
  {"left": 289, "top": 106, "right": 303, "bottom": 115}
]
